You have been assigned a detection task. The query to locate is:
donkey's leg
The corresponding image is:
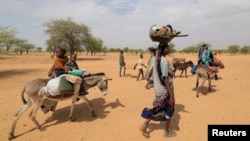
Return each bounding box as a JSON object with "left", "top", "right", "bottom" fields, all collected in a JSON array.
[
  {"left": 69, "top": 98, "right": 77, "bottom": 121},
  {"left": 29, "top": 99, "right": 43, "bottom": 129},
  {"left": 9, "top": 99, "right": 32, "bottom": 140},
  {"left": 69, "top": 82, "right": 82, "bottom": 121},
  {"left": 196, "top": 76, "right": 200, "bottom": 97},
  {"left": 180, "top": 69, "right": 184, "bottom": 77},
  {"left": 208, "top": 79, "right": 212, "bottom": 91},
  {"left": 81, "top": 96, "right": 96, "bottom": 117},
  {"left": 199, "top": 79, "right": 207, "bottom": 95},
  {"left": 173, "top": 69, "right": 176, "bottom": 78}
]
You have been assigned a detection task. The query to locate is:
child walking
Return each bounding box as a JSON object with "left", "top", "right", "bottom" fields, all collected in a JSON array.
[
  {"left": 134, "top": 53, "right": 147, "bottom": 81},
  {"left": 119, "top": 50, "right": 126, "bottom": 77}
]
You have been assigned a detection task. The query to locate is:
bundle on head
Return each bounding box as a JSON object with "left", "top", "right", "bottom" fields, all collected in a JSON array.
[{"left": 149, "top": 24, "right": 188, "bottom": 43}]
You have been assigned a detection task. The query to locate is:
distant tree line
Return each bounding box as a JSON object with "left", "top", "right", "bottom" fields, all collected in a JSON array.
[
  {"left": 1, "top": 18, "right": 250, "bottom": 56},
  {"left": 179, "top": 42, "right": 250, "bottom": 55},
  {"left": 0, "top": 26, "right": 39, "bottom": 54}
]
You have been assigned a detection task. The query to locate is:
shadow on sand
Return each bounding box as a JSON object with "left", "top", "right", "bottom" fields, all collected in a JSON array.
[
  {"left": 192, "top": 84, "right": 219, "bottom": 96},
  {"left": 13, "top": 98, "right": 125, "bottom": 139},
  {"left": 40, "top": 98, "right": 125, "bottom": 130},
  {"left": 0, "top": 69, "right": 38, "bottom": 79}
]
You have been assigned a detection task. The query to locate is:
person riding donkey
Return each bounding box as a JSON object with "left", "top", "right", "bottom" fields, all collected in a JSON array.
[
  {"left": 212, "top": 51, "right": 225, "bottom": 80},
  {"left": 197, "top": 44, "right": 218, "bottom": 78},
  {"left": 65, "top": 53, "right": 79, "bottom": 69},
  {"left": 47, "top": 47, "right": 71, "bottom": 78},
  {"left": 65, "top": 53, "right": 90, "bottom": 95},
  {"left": 47, "top": 47, "right": 88, "bottom": 95},
  {"left": 66, "top": 54, "right": 90, "bottom": 76},
  {"left": 42, "top": 47, "right": 88, "bottom": 113}
]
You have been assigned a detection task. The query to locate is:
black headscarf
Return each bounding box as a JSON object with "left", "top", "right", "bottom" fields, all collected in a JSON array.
[
  {"left": 156, "top": 42, "right": 168, "bottom": 85},
  {"left": 157, "top": 42, "right": 168, "bottom": 57}
]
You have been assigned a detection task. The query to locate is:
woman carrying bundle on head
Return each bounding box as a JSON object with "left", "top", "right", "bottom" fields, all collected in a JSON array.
[{"left": 140, "top": 42, "right": 176, "bottom": 138}]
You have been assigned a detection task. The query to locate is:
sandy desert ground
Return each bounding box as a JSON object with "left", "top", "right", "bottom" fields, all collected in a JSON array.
[{"left": 0, "top": 51, "right": 249, "bottom": 141}]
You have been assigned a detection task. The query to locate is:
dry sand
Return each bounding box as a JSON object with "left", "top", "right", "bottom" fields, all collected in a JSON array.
[{"left": 0, "top": 52, "right": 249, "bottom": 141}]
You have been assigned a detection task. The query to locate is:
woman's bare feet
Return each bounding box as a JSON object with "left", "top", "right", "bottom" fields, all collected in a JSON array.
[
  {"left": 164, "top": 130, "right": 176, "bottom": 137},
  {"left": 139, "top": 124, "right": 150, "bottom": 138}
]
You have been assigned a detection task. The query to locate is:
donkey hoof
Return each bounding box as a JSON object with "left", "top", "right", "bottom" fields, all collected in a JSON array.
[
  {"left": 36, "top": 125, "right": 41, "bottom": 129},
  {"left": 69, "top": 117, "right": 76, "bottom": 122},
  {"left": 9, "top": 133, "right": 15, "bottom": 140},
  {"left": 9, "top": 136, "right": 15, "bottom": 140},
  {"left": 92, "top": 111, "right": 97, "bottom": 117}
]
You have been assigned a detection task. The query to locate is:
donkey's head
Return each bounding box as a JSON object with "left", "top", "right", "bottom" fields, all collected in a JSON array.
[
  {"left": 96, "top": 76, "right": 112, "bottom": 96},
  {"left": 213, "top": 59, "right": 225, "bottom": 69},
  {"left": 187, "top": 60, "right": 194, "bottom": 67},
  {"left": 83, "top": 75, "right": 112, "bottom": 96}
]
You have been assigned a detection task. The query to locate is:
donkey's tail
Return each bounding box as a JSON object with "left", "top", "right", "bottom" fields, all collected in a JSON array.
[{"left": 21, "top": 86, "right": 27, "bottom": 105}]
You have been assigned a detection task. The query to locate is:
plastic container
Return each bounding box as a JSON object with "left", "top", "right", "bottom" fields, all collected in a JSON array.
[{"left": 68, "top": 69, "right": 83, "bottom": 76}]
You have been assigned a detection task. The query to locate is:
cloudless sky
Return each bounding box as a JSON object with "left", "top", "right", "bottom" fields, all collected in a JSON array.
[{"left": 1, "top": 0, "right": 250, "bottom": 50}]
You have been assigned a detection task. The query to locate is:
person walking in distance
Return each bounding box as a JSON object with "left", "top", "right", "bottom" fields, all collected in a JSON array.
[
  {"left": 134, "top": 53, "right": 147, "bottom": 81},
  {"left": 145, "top": 46, "right": 157, "bottom": 89},
  {"left": 119, "top": 50, "right": 126, "bottom": 77}
]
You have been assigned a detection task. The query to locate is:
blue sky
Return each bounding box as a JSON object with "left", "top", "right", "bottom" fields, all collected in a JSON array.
[{"left": 1, "top": 0, "right": 250, "bottom": 50}]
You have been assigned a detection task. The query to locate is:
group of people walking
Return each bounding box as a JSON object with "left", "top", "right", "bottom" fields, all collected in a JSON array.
[
  {"left": 118, "top": 43, "right": 222, "bottom": 138},
  {"left": 119, "top": 43, "right": 176, "bottom": 138},
  {"left": 140, "top": 42, "right": 176, "bottom": 137}
]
